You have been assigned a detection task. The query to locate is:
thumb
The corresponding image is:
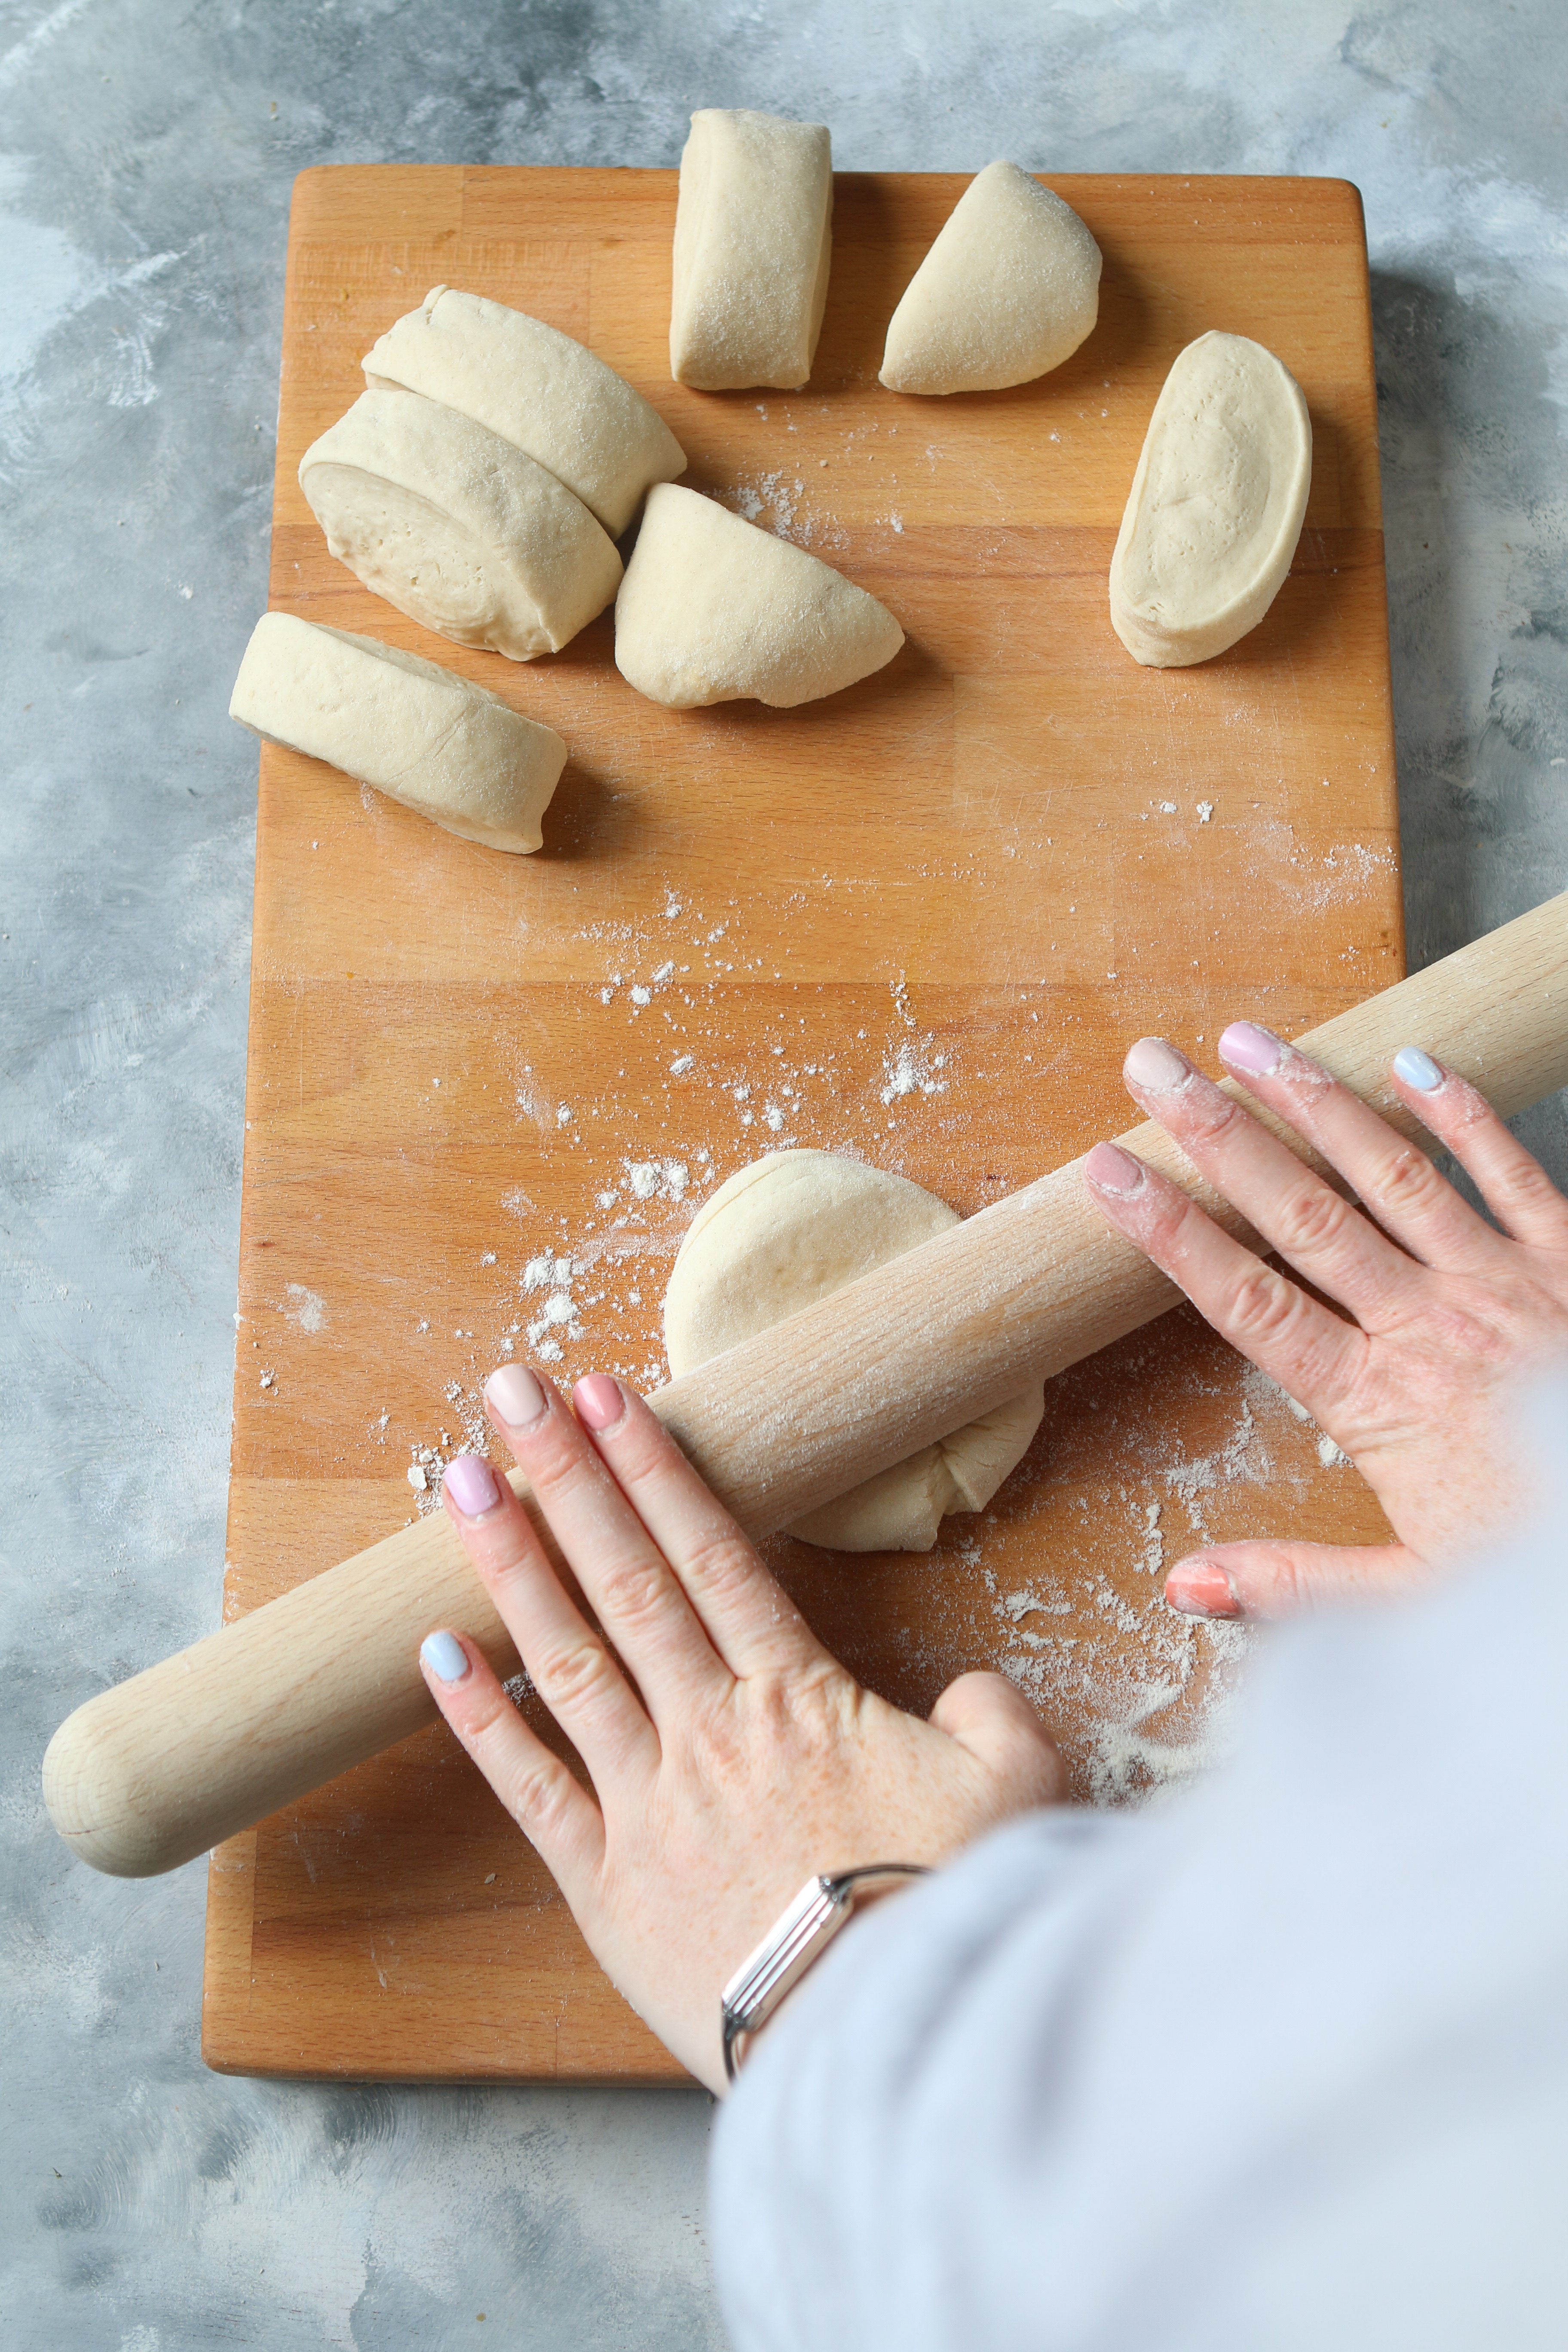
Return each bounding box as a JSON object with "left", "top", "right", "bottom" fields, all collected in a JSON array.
[
  {"left": 930, "top": 1670, "right": 1063, "bottom": 1805},
  {"left": 1166, "top": 1539, "right": 1428, "bottom": 1621}
]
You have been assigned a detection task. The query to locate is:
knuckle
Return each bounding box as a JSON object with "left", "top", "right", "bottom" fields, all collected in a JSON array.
[
  {"left": 535, "top": 1632, "right": 617, "bottom": 1713},
  {"left": 1272, "top": 1181, "right": 1354, "bottom": 1260},
  {"left": 595, "top": 1553, "right": 676, "bottom": 1632},
  {"left": 678, "top": 1525, "right": 760, "bottom": 1605},
  {"left": 1227, "top": 1264, "right": 1300, "bottom": 1346},
  {"left": 1183, "top": 1087, "right": 1247, "bottom": 1148},
  {"left": 504, "top": 1752, "right": 570, "bottom": 1832},
  {"left": 1372, "top": 1145, "right": 1443, "bottom": 1219}
]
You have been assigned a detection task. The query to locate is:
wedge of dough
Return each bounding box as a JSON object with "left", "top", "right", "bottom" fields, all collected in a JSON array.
[
  {"left": 229, "top": 612, "right": 567, "bottom": 853},
  {"left": 616, "top": 483, "right": 903, "bottom": 709},
  {"left": 880, "top": 162, "right": 1101, "bottom": 395},
  {"left": 298, "top": 389, "right": 622, "bottom": 662},
  {"left": 363, "top": 286, "right": 686, "bottom": 539},
  {"left": 664, "top": 1151, "right": 1045, "bottom": 1554},
  {"left": 670, "top": 109, "right": 833, "bottom": 390},
  {"left": 1109, "top": 330, "right": 1312, "bottom": 668}
]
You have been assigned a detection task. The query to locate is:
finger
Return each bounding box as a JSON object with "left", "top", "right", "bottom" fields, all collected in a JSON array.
[
  {"left": 482, "top": 1363, "right": 732, "bottom": 1718},
  {"left": 420, "top": 1628, "right": 606, "bottom": 1898},
  {"left": 571, "top": 1376, "right": 830, "bottom": 1679},
  {"left": 1216, "top": 1023, "right": 1504, "bottom": 1275},
  {"left": 929, "top": 1672, "right": 1063, "bottom": 1806},
  {"left": 1122, "top": 1036, "right": 1425, "bottom": 1321},
  {"left": 1390, "top": 1047, "right": 1568, "bottom": 1251},
  {"left": 440, "top": 1447, "right": 657, "bottom": 1783},
  {"left": 1164, "top": 1539, "right": 1425, "bottom": 1620},
  {"left": 1084, "top": 1140, "right": 1367, "bottom": 1414}
]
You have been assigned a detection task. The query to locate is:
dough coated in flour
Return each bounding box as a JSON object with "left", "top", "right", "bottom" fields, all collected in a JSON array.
[
  {"left": 363, "top": 286, "right": 686, "bottom": 539},
  {"left": 299, "top": 389, "right": 623, "bottom": 661},
  {"left": 664, "top": 1150, "right": 1045, "bottom": 1553},
  {"left": 1109, "top": 330, "right": 1312, "bottom": 668},
  {"left": 229, "top": 612, "right": 567, "bottom": 853},
  {"left": 616, "top": 482, "right": 903, "bottom": 709},
  {"left": 670, "top": 110, "right": 833, "bottom": 391},
  {"left": 880, "top": 162, "right": 1101, "bottom": 395}
]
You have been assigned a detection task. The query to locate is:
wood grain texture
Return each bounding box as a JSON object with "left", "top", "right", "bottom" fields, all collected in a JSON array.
[{"left": 201, "top": 165, "right": 1401, "bottom": 2080}]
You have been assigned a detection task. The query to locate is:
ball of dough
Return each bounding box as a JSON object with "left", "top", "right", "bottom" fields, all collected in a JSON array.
[
  {"left": 879, "top": 162, "right": 1101, "bottom": 396},
  {"left": 665, "top": 1151, "right": 1045, "bottom": 1553},
  {"left": 299, "top": 389, "right": 623, "bottom": 662},
  {"left": 363, "top": 286, "right": 686, "bottom": 540},
  {"left": 229, "top": 612, "right": 567, "bottom": 853},
  {"left": 615, "top": 483, "right": 903, "bottom": 710},
  {"left": 1109, "top": 330, "right": 1312, "bottom": 668},
  {"left": 670, "top": 109, "right": 834, "bottom": 392}
]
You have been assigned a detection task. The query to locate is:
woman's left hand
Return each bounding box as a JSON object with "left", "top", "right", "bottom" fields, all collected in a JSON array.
[{"left": 419, "top": 1365, "right": 1061, "bottom": 2095}]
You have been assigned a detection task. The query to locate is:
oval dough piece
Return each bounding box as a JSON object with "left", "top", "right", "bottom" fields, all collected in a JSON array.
[
  {"left": 299, "top": 389, "right": 623, "bottom": 662},
  {"left": 363, "top": 286, "right": 686, "bottom": 539},
  {"left": 665, "top": 1151, "right": 1045, "bottom": 1553},
  {"left": 229, "top": 612, "right": 567, "bottom": 854},
  {"left": 880, "top": 162, "right": 1101, "bottom": 395},
  {"left": 615, "top": 483, "right": 903, "bottom": 710},
  {"left": 1109, "top": 330, "right": 1312, "bottom": 668},
  {"left": 670, "top": 109, "right": 833, "bottom": 391}
]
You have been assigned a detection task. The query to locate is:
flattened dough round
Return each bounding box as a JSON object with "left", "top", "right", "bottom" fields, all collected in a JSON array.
[
  {"left": 299, "top": 389, "right": 623, "bottom": 661},
  {"left": 1109, "top": 330, "right": 1312, "bottom": 668},
  {"left": 880, "top": 162, "right": 1101, "bottom": 395},
  {"left": 615, "top": 483, "right": 903, "bottom": 709},
  {"left": 670, "top": 109, "right": 833, "bottom": 391},
  {"left": 363, "top": 286, "right": 686, "bottom": 539},
  {"left": 665, "top": 1151, "right": 1045, "bottom": 1553},
  {"left": 229, "top": 612, "right": 567, "bottom": 853}
]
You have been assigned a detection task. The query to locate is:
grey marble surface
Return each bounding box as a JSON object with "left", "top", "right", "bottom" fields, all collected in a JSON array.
[{"left": 3, "top": 2, "right": 1564, "bottom": 2344}]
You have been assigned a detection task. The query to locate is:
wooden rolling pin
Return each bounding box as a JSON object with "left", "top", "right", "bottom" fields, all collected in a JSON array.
[{"left": 44, "top": 892, "right": 1568, "bottom": 1876}]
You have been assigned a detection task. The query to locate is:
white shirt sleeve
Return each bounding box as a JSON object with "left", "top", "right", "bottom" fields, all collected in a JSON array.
[{"left": 709, "top": 1482, "right": 1568, "bottom": 2351}]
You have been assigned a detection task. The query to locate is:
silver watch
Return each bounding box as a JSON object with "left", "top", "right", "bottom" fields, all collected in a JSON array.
[{"left": 720, "top": 1863, "right": 931, "bottom": 2082}]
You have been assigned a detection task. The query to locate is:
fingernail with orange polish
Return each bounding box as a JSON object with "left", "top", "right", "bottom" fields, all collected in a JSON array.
[
  {"left": 1219, "top": 1021, "right": 1284, "bottom": 1076},
  {"left": 1166, "top": 1560, "right": 1242, "bottom": 1618},
  {"left": 486, "top": 1364, "right": 546, "bottom": 1429},
  {"left": 574, "top": 1374, "right": 626, "bottom": 1432},
  {"left": 1124, "top": 1036, "right": 1191, "bottom": 1093},
  {"left": 1085, "top": 1141, "right": 1145, "bottom": 1196}
]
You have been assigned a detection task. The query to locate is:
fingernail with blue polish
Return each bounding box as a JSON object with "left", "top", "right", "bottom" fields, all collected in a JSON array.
[
  {"left": 1393, "top": 1047, "right": 1443, "bottom": 1093},
  {"left": 421, "top": 1630, "right": 470, "bottom": 1685}
]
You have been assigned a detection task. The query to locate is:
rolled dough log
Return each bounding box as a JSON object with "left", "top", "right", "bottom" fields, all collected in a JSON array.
[
  {"left": 664, "top": 1151, "right": 1045, "bottom": 1553},
  {"left": 363, "top": 286, "right": 686, "bottom": 539},
  {"left": 879, "top": 162, "right": 1102, "bottom": 395},
  {"left": 615, "top": 483, "right": 903, "bottom": 709},
  {"left": 229, "top": 612, "right": 567, "bottom": 854},
  {"left": 670, "top": 109, "right": 833, "bottom": 390},
  {"left": 298, "top": 389, "right": 623, "bottom": 662},
  {"left": 1109, "top": 330, "right": 1312, "bottom": 668}
]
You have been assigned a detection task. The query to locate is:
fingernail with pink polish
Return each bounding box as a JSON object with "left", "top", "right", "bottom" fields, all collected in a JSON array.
[
  {"left": 1085, "top": 1141, "right": 1146, "bottom": 1196},
  {"left": 1124, "top": 1036, "right": 1191, "bottom": 1094},
  {"left": 485, "top": 1363, "right": 546, "bottom": 1429},
  {"left": 443, "top": 1452, "right": 502, "bottom": 1518},
  {"left": 574, "top": 1374, "right": 626, "bottom": 1432},
  {"left": 1219, "top": 1021, "right": 1285, "bottom": 1076},
  {"left": 421, "top": 1630, "right": 471, "bottom": 1685},
  {"left": 1166, "top": 1560, "right": 1241, "bottom": 1618}
]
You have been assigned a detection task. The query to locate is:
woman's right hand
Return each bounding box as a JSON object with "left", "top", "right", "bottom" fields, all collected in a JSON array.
[{"left": 1084, "top": 1029, "right": 1568, "bottom": 1620}]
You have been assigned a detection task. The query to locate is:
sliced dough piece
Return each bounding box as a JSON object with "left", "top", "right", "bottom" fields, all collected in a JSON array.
[
  {"left": 229, "top": 612, "right": 566, "bottom": 853},
  {"left": 615, "top": 483, "right": 903, "bottom": 709},
  {"left": 665, "top": 1151, "right": 1045, "bottom": 1554},
  {"left": 670, "top": 109, "right": 833, "bottom": 390},
  {"left": 299, "top": 389, "right": 622, "bottom": 662},
  {"left": 363, "top": 286, "right": 686, "bottom": 539},
  {"left": 880, "top": 162, "right": 1101, "bottom": 395},
  {"left": 1109, "top": 331, "right": 1312, "bottom": 668}
]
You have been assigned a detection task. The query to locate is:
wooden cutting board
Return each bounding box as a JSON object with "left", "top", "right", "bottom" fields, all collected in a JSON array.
[{"left": 203, "top": 165, "right": 1400, "bottom": 2080}]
